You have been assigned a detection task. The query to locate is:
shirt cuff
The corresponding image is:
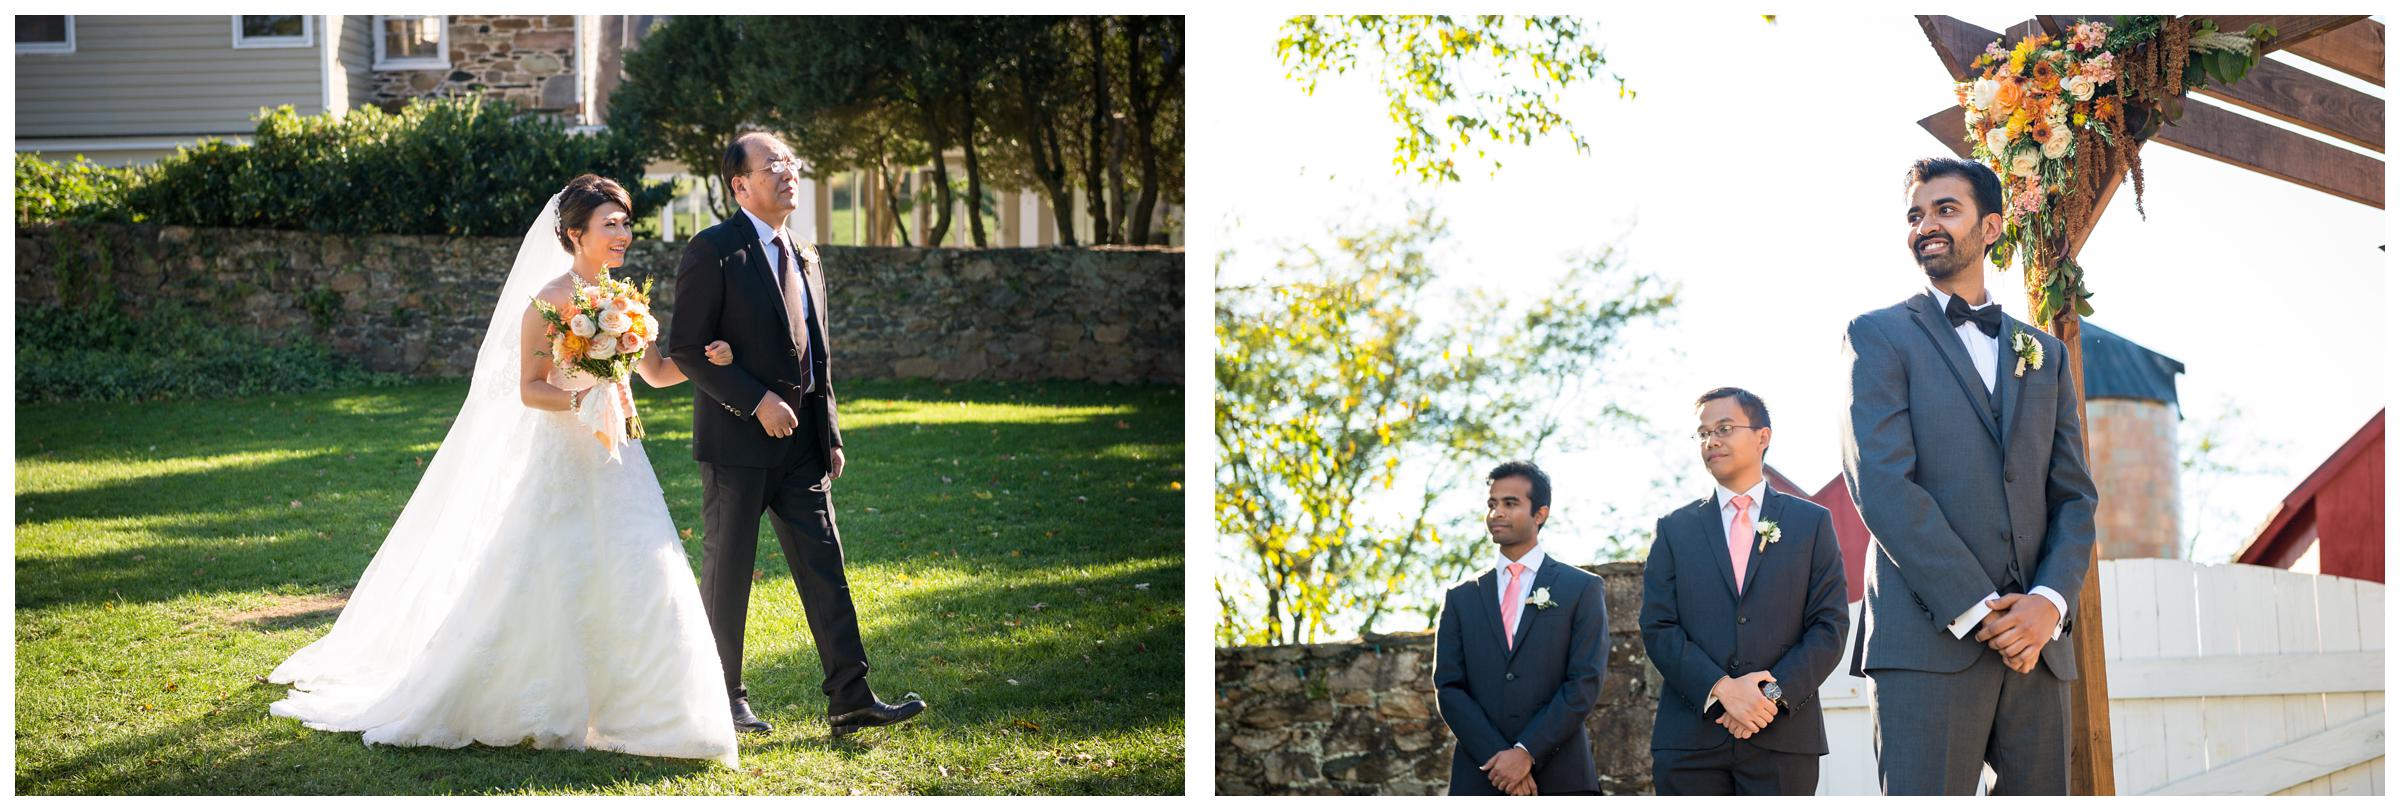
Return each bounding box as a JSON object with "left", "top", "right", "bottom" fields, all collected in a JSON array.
[
  {"left": 1513, "top": 742, "right": 1530, "bottom": 762},
  {"left": 1948, "top": 591, "right": 2001, "bottom": 638},
  {"left": 2031, "top": 586, "right": 2069, "bottom": 641}
]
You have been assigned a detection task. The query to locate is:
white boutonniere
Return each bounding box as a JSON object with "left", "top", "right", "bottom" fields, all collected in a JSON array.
[
  {"left": 1525, "top": 586, "right": 1557, "bottom": 611},
  {"left": 2011, "top": 330, "right": 2045, "bottom": 378},
  {"left": 1755, "top": 519, "right": 1783, "bottom": 554}
]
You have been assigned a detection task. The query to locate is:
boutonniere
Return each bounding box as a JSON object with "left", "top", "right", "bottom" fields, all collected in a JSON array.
[
  {"left": 799, "top": 242, "right": 820, "bottom": 264},
  {"left": 1525, "top": 586, "right": 1558, "bottom": 611},
  {"left": 2011, "top": 330, "right": 2045, "bottom": 378},
  {"left": 1754, "top": 519, "right": 1783, "bottom": 554}
]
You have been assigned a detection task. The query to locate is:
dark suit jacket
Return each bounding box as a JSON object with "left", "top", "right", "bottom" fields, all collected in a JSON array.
[
  {"left": 1640, "top": 487, "right": 1849, "bottom": 756},
  {"left": 1433, "top": 556, "right": 1609, "bottom": 795},
  {"left": 668, "top": 216, "right": 842, "bottom": 468},
  {"left": 1839, "top": 291, "right": 2099, "bottom": 680}
]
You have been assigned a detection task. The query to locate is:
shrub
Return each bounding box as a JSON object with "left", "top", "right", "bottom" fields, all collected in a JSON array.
[
  {"left": 15, "top": 302, "right": 401, "bottom": 403},
  {"left": 14, "top": 155, "right": 144, "bottom": 225}
]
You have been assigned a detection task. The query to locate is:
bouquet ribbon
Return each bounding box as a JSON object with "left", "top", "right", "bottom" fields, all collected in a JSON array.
[{"left": 576, "top": 380, "right": 641, "bottom": 462}]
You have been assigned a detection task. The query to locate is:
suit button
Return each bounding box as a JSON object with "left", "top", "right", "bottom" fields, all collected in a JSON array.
[
  {"left": 2006, "top": 470, "right": 2016, "bottom": 482},
  {"left": 1730, "top": 660, "right": 1743, "bottom": 669},
  {"left": 1506, "top": 672, "right": 1516, "bottom": 681},
  {"left": 1738, "top": 616, "right": 1747, "bottom": 624}
]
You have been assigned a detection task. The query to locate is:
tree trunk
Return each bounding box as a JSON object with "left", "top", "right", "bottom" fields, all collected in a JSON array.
[
  {"left": 1127, "top": 17, "right": 1172, "bottom": 245},
  {"left": 919, "top": 103, "right": 955, "bottom": 247},
  {"left": 961, "top": 87, "right": 989, "bottom": 248},
  {"left": 1014, "top": 57, "right": 1077, "bottom": 246},
  {"left": 880, "top": 162, "right": 911, "bottom": 247},
  {"left": 1081, "top": 17, "right": 1114, "bottom": 245}
]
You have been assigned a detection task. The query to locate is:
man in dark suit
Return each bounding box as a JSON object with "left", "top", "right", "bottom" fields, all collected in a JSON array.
[
  {"left": 1433, "top": 461, "right": 1609, "bottom": 796},
  {"left": 1640, "top": 387, "right": 1849, "bottom": 795},
  {"left": 668, "top": 132, "right": 924, "bottom": 737},
  {"left": 1838, "top": 157, "right": 2098, "bottom": 794}
]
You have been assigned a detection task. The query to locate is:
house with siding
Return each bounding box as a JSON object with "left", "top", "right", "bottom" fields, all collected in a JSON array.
[{"left": 16, "top": 14, "right": 1170, "bottom": 248}]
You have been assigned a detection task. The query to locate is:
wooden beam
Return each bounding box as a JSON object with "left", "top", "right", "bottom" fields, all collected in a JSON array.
[
  {"left": 2156, "top": 100, "right": 2385, "bottom": 209},
  {"left": 1918, "top": 106, "right": 1974, "bottom": 158},
  {"left": 1918, "top": 15, "right": 2003, "bottom": 82},
  {"left": 2141, "top": 711, "right": 2385, "bottom": 795},
  {"left": 2285, "top": 19, "right": 2384, "bottom": 86},
  {"left": 2196, "top": 57, "right": 2384, "bottom": 153},
  {"left": 2203, "top": 15, "right": 2371, "bottom": 56}
]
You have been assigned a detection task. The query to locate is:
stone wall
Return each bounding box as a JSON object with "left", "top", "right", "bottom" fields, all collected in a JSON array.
[
  {"left": 1215, "top": 562, "right": 1661, "bottom": 795},
  {"left": 372, "top": 15, "right": 584, "bottom": 115},
  {"left": 14, "top": 223, "right": 1182, "bottom": 386}
]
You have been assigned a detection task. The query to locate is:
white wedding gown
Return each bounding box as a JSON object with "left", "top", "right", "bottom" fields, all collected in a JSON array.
[{"left": 267, "top": 196, "right": 736, "bottom": 767}]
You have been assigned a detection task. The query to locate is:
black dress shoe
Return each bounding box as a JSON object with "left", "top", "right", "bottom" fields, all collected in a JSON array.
[
  {"left": 731, "top": 698, "right": 772, "bottom": 734},
  {"left": 828, "top": 693, "right": 926, "bottom": 737}
]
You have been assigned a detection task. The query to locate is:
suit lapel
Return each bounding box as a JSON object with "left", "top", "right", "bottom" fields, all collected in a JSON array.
[
  {"left": 1696, "top": 496, "right": 1740, "bottom": 602},
  {"left": 1907, "top": 293, "right": 2002, "bottom": 444},
  {"left": 1505, "top": 558, "right": 1563, "bottom": 661},
  {"left": 740, "top": 226, "right": 794, "bottom": 337},
  {"left": 1477, "top": 567, "right": 1510, "bottom": 651},
  {"left": 1995, "top": 316, "right": 2028, "bottom": 449},
  {"left": 1740, "top": 488, "right": 1790, "bottom": 606}
]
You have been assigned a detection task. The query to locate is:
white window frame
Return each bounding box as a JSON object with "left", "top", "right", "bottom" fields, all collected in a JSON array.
[
  {"left": 371, "top": 15, "right": 447, "bottom": 70},
  {"left": 231, "top": 15, "right": 313, "bottom": 49},
  {"left": 17, "top": 15, "right": 75, "bottom": 54}
]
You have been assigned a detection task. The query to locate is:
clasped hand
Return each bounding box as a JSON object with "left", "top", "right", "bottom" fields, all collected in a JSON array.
[
  {"left": 1712, "top": 672, "right": 1779, "bottom": 738},
  {"left": 1973, "top": 593, "right": 2059, "bottom": 674}
]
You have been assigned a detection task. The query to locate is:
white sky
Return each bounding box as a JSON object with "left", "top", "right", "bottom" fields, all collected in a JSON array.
[{"left": 1199, "top": 12, "right": 2386, "bottom": 593}]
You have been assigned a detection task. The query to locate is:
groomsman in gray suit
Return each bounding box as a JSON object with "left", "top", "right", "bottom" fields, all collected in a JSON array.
[
  {"left": 1641, "top": 388, "right": 1848, "bottom": 794},
  {"left": 1433, "top": 461, "right": 1609, "bottom": 796},
  {"left": 1839, "top": 157, "right": 2099, "bottom": 794}
]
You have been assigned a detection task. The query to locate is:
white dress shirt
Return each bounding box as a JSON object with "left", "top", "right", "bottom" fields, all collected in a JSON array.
[
  {"left": 1492, "top": 544, "right": 1546, "bottom": 760},
  {"left": 1925, "top": 285, "right": 2066, "bottom": 642}
]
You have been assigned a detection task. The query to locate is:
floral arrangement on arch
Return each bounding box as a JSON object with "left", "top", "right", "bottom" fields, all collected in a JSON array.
[{"left": 1957, "top": 16, "right": 2274, "bottom": 324}]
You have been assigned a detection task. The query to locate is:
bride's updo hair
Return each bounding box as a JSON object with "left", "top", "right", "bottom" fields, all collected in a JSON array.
[{"left": 554, "top": 174, "right": 633, "bottom": 254}]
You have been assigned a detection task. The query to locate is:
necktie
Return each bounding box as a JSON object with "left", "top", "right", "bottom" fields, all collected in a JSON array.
[
  {"left": 1729, "top": 494, "right": 1755, "bottom": 593},
  {"left": 1502, "top": 561, "right": 1527, "bottom": 649},
  {"left": 1944, "top": 293, "right": 2003, "bottom": 337},
  {"left": 773, "top": 235, "right": 822, "bottom": 393}
]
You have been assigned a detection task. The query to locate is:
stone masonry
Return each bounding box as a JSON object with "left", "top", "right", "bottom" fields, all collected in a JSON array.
[
  {"left": 1215, "top": 562, "right": 1662, "bottom": 795},
  {"left": 15, "top": 223, "right": 1182, "bottom": 386},
  {"left": 371, "top": 15, "right": 585, "bottom": 116}
]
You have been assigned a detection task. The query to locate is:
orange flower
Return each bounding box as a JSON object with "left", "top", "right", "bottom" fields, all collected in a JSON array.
[
  {"left": 1992, "top": 78, "right": 2026, "bottom": 117},
  {"left": 2028, "top": 116, "right": 2054, "bottom": 146},
  {"left": 2031, "top": 59, "right": 2062, "bottom": 94},
  {"left": 2095, "top": 97, "right": 2121, "bottom": 124},
  {"left": 561, "top": 333, "right": 589, "bottom": 360}
]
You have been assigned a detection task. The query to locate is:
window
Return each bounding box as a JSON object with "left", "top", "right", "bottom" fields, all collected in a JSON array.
[
  {"left": 232, "top": 15, "right": 312, "bottom": 49},
  {"left": 17, "top": 16, "right": 73, "bottom": 54},
  {"left": 372, "top": 15, "right": 447, "bottom": 70}
]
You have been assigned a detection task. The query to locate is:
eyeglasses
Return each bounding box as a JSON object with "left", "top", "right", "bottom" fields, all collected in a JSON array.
[
  {"left": 1692, "top": 424, "right": 1761, "bottom": 442},
  {"left": 747, "top": 158, "right": 801, "bottom": 178}
]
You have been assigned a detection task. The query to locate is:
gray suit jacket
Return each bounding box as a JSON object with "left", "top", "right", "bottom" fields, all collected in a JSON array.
[
  {"left": 1838, "top": 291, "right": 2098, "bottom": 681},
  {"left": 1433, "top": 557, "right": 1608, "bottom": 795}
]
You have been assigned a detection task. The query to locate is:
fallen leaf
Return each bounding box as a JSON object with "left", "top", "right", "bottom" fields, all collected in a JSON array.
[
  {"left": 1133, "top": 583, "right": 1151, "bottom": 590},
  {"left": 752, "top": 569, "right": 765, "bottom": 581},
  {"left": 1029, "top": 602, "right": 1047, "bottom": 611},
  {"left": 1013, "top": 718, "right": 1041, "bottom": 731}
]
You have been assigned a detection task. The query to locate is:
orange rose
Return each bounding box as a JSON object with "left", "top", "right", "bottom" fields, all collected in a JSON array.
[{"left": 1993, "top": 78, "right": 2026, "bottom": 118}]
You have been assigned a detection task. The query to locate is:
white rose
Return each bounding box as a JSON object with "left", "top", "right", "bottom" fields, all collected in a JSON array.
[
  {"left": 587, "top": 335, "right": 619, "bottom": 360},
  {"left": 599, "top": 309, "right": 633, "bottom": 334},
  {"left": 2042, "top": 129, "right": 2072, "bottom": 159},
  {"left": 618, "top": 332, "right": 646, "bottom": 354},
  {"left": 1969, "top": 77, "right": 2001, "bottom": 112},
  {"left": 569, "top": 314, "right": 597, "bottom": 338},
  {"left": 2066, "top": 75, "right": 2096, "bottom": 102},
  {"left": 2010, "top": 145, "right": 2042, "bottom": 178},
  {"left": 604, "top": 296, "right": 632, "bottom": 314},
  {"left": 1984, "top": 126, "right": 2011, "bottom": 158}
]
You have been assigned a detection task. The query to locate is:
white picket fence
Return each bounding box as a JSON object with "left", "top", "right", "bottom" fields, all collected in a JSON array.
[{"left": 1813, "top": 560, "right": 2384, "bottom": 795}]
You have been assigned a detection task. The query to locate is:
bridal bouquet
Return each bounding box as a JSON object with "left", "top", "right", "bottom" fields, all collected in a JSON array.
[{"left": 533, "top": 276, "right": 659, "bottom": 459}]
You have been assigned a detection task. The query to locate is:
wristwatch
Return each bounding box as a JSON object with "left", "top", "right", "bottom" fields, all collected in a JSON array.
[{"left": 1760, "top": 680, "right": 1788, "bottom": 711}]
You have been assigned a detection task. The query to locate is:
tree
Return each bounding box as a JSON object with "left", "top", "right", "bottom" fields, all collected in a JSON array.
[
  {"left": 1276, "top": 15, "right": 1629, "bottom": 184},
  {"left": 607, "top": 15, "right": 759, "bottom": 221},
  {"left": 1214, "top": 207, "right": 1675, "bottom": 645}
]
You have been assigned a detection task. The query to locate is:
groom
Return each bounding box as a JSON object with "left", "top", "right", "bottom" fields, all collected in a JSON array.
[
  {"left": 1839, "top": 157, "right": 2097, "bottom": 793},
  {"left": 669, "top": 131, "right": 924, "bottom": 737},
  {"left": 1433, "top": 461, "right": 1608, "bottom": 796}
]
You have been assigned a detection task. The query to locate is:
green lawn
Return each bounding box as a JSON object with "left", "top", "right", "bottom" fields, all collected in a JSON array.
[{"left": 15, "top": 379, "right": 1184, "bottom": 795}]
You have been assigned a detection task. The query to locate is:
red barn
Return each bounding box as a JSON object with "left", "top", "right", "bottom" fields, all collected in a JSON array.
[{"left": 2235, "top": 410, "right": 2385, "bottom": 583}]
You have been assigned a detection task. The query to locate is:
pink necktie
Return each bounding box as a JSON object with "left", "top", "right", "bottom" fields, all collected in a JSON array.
[
  {"left": 1502, "top": 562, "right": 1527, "bottom": 648},
  {"left": 1729, "top": 494, "right": 1755, "bottom": 593}
]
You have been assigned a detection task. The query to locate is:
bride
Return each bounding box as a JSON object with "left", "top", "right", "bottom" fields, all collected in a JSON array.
[{"left": 269, "top": 175, "right": 740, "bottom": 766}]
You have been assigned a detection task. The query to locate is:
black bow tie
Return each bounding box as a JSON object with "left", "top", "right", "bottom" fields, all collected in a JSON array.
[{"left": 1944, "top": 294, "right": 2003, "bottom": 338}]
